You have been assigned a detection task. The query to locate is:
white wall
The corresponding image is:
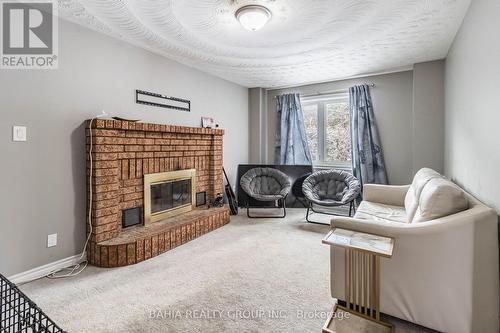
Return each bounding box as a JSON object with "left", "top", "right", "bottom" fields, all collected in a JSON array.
[
  {"left": 0, "top": 19, "right": 248, "bottom": 276},
  {"left": 445, "top": 0, "right": 500, "bottom": 213}
]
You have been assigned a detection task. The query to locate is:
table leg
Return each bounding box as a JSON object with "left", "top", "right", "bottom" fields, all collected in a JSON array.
[{"left": 344, "top": 250, "right": 383, "bottom": 322}]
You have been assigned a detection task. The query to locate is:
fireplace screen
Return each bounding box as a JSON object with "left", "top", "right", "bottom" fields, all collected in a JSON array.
[
  {"left": 144, "top": 169, "right": 196, "bottom": 224},
  {"left": 151, "top": 179, "right": 192, "bottom": 214}
]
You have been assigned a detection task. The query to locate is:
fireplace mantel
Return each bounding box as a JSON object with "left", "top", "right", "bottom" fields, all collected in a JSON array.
[{"left": 85, "top": 119, "right": 230, "bottom": 267}]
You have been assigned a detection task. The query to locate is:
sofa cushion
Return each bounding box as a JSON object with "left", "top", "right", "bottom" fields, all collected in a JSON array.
[
  {"left": 413, "top": 177, "right": 468, "bottom": 223},
  {"left": 404, "top": 168, "right": 443, "bottom": 222},
  {"left": 355, "top": 200, "right": 408, "bottom": 223}
]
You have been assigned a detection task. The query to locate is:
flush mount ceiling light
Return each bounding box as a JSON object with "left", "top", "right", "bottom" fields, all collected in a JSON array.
[{"left": 235, "top": 5, "right": 272, "bottom": 31}]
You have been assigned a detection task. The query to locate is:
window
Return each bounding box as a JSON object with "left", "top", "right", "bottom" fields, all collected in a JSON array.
[{"left": 302, "top": 93, "right": 351, "bottom": 167}]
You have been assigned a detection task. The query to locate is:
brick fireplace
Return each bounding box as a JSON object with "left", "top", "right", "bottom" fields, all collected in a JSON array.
[{"left": 85, "top": 119, "right": 230, "bottom": 267}]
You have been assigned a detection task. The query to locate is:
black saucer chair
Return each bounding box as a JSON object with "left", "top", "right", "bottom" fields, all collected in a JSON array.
[
  {"left": 302, "top": 169, "right": 361, "bottom": 224},
  {"left": 240, "top": 167, "right": 292, "bottom": 218}
]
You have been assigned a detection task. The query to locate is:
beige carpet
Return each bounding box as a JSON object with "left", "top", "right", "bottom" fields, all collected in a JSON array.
[{"left": 21, "top": 209, "right": 437, "bottom": 333}]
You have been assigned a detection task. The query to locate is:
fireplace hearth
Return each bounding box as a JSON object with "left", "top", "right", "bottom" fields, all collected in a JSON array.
[{"left": 86, "top": 119, "right": 230, "bottom": 268}]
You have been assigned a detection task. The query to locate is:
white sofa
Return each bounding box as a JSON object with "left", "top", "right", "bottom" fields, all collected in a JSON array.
[{"left": 330, "top": 168, "right": 499, "bottom": 333}]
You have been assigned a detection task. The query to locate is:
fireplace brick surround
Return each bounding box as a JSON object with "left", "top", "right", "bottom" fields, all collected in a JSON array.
[{"left": 85, "top": 119, "right": 230, "bottom": 267}]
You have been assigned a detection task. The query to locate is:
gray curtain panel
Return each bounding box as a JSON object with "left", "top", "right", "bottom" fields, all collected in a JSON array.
[
  {"left": 275, "top": 93, "right": 312, "bottom": 165},
  {"left": 349, "top": 84, "right": 388, "bottom": 186}
]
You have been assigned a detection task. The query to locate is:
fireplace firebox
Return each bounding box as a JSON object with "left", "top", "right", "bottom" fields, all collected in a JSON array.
[{"left": 144, "top": 169, "right": 196, "bottom": 224}]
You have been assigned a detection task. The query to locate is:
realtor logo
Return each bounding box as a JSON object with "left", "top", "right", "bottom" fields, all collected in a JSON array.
[{"left": 1, "top": 1, "right": 58, "bottom": 69}]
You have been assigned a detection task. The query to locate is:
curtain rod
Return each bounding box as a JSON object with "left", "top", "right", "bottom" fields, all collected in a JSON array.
[{"left": 274, "top": 83, "right": 375, "bottom": 99}]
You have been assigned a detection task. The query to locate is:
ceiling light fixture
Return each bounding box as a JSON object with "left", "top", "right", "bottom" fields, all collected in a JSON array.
[{"left": 235, "top": 5, "right": 271, "bottom": 31}]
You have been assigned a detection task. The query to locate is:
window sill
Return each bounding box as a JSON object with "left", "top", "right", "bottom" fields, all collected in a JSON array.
[{"left": 313, "top": 163, "right": 352, "bottom": 171}]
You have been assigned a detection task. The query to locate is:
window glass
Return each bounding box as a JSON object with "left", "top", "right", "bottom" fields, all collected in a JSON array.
[
  {"left": 325, "top": 101, "right": 351, "bottom": 163},
  {"left": 302, "top": 104, "right": 319, "bottom": 161},
  {"left": 301, "top": 95, "right": 351, "bottom": 166}
]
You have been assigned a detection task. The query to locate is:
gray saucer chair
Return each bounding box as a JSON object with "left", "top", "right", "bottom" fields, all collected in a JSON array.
[
  {"left": 240, "top": 167, "right": 292, "bottom": 218},
  {"left": 302, "top": 169, "right": 361, "bottom": 224}
]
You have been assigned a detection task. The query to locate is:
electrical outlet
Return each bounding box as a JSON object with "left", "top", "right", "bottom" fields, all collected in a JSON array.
[
  {"left": 47, "top": 233, "right": 57, "bottom": 248},
  {"left": 13, "top": 126, "right": 27, "bottom": 142}
]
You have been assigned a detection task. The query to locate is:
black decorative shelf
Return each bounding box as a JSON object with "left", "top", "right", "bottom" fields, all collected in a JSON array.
[{"left": 135, "top": 89, "right": 190, "bottom": 112}]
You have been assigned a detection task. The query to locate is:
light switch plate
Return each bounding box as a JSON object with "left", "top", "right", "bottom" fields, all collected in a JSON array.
[
  {"left": 13, "top": 126, "right": 27, "bottom": 142},
  {"left": 47, "top": 233, "right": 57, "bottom": 248}
]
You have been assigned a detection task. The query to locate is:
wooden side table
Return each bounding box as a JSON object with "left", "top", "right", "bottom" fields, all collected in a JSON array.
[{"left": 322, "top": 228, "right": 395, "bottom": 333}]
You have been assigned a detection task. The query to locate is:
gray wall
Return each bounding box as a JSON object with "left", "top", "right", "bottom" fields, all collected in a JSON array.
[
  {"left": 265, "top": 71, "right": 415, "bottom": 185},
  {"left": 0, "top": 19, "right": 248, "bottom": 276},
  {"left": 412, "top": 61, "right": 445, "bottom": 174},
  {"left": 248, "top": 88, "right": 267, "bottom": 163},
  {"left": 444, "top": 0, "right": 500, "bottom": 213},
  {"left": 258, "top": 63, "right": 445, "bottom": 185}
]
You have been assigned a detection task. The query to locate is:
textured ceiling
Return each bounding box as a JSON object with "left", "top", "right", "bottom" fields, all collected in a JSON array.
[{"left": 57, "top": 0, "right": 471, "bottom": 88}]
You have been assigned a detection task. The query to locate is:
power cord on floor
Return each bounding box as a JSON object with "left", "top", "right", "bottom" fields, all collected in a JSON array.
[{"left": 46, "top": 111, "right": 108, "bottom": 279}]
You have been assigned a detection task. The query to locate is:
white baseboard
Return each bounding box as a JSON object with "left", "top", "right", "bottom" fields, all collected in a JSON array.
[{"left": 8, "top": 253, "right": 86, "bottom": 285}]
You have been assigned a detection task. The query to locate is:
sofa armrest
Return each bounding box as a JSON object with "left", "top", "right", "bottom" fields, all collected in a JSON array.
[
  {"left": 362, "top": 184, "right": 410, "bottom": 206},
  {"left": 331, "top": 205, "right": 496, "bottom": 238},
  {"left": 331, "top": 216, "right": 414, "bottom": 238}
]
